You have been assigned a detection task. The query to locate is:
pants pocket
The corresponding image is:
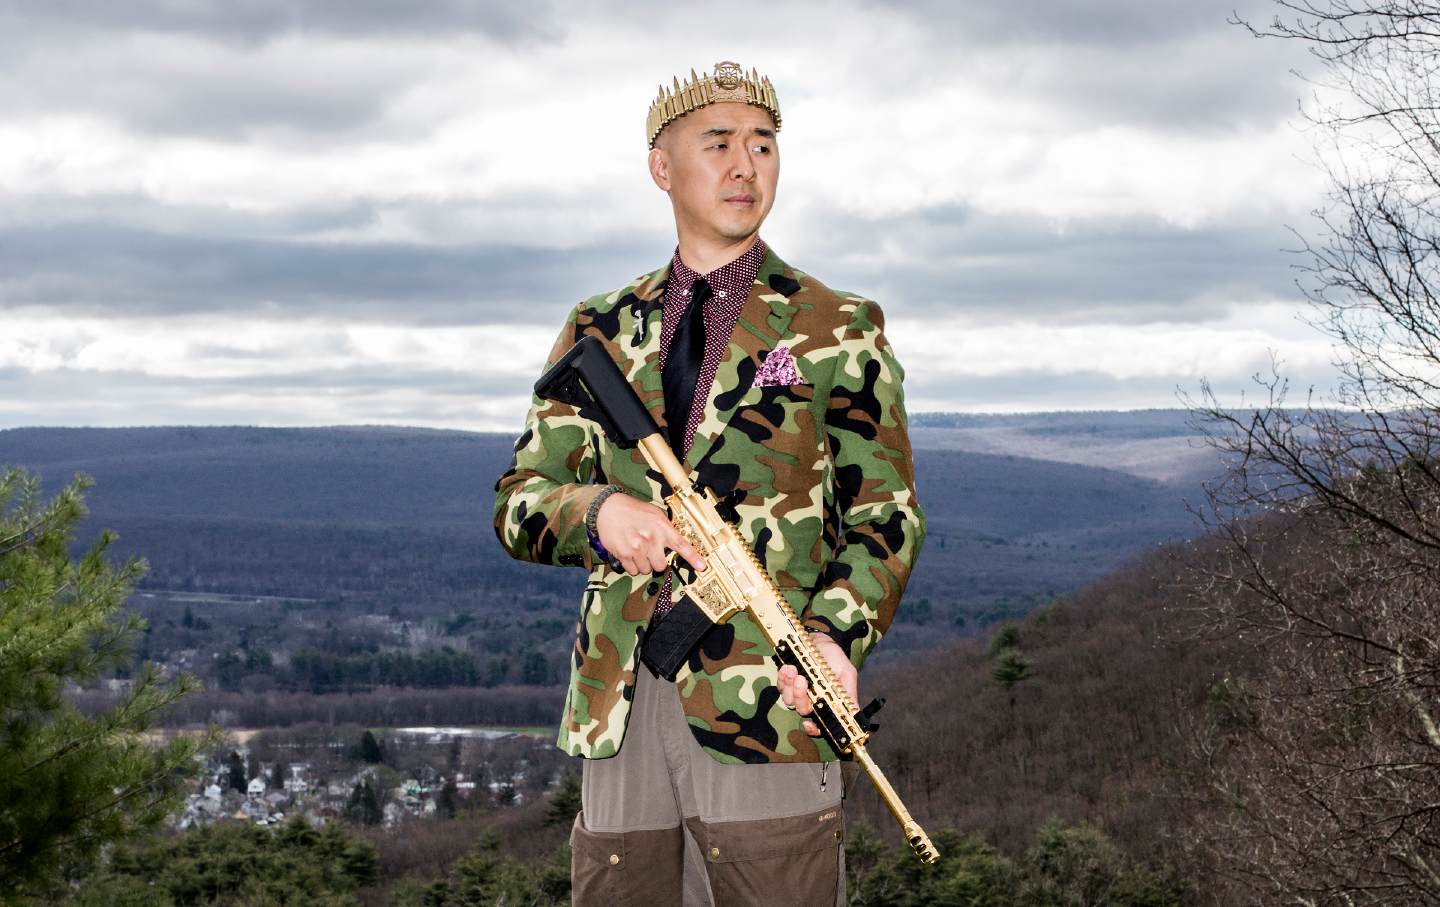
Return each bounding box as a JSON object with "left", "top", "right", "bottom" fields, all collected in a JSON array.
[
  {"left": 687, "top": 806, "right": 845, "bottom": 907},
  {"left": 570, "top": 811, "right": 684, "bottom": 907}
]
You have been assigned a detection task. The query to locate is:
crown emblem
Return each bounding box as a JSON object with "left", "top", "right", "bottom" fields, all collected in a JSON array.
[
  {"left": 714, "top": 61, "right": 743, "bottom": 90},
  {"left": 646, "top": 61, "right": 781, "bottom": 148}
]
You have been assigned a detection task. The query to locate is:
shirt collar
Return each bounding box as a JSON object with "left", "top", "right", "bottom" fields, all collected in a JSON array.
[{"left": 666, "top": 237, "right": 769, "bottom": 305}]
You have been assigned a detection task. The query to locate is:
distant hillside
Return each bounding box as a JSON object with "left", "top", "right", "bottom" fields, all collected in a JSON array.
[
  {"left": 911, "top": 410, "right": 1212, "bottom": 482},
  {"left": 0, "top": 425, "right": 492, "bottom": 527},
  {"left": 0, "top": 420, "right": 1215, "bottom": 694},
  {"left": 851, "top": 536, "right": 1235, "bottom": 895}
]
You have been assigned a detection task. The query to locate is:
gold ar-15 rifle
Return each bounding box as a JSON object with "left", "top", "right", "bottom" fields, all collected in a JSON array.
[{"left": 536, "top": 335, "right": 939, "bottom": 865}]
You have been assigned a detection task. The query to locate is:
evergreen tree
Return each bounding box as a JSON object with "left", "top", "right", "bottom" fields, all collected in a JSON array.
[
  {"left": 391, "top": 831, "right": 569, "bottom": 907},
  {"left": 846, "top": 821, "right": 1184, "bottom": 907},
  {"left": 484, "top": 656, "right": 511, "bottom": 687},
  {"left": 0, "top": 468, "right": 211, "bottom": 898},
  {"left": 987, "top": 623, "right": 1022, "bottom": 657},
  {"left": 437, "top": 777, "right": 459, "bottom": 820},
  {"left": 214, "top": 650, "right": 244, "bottom": 692},
  {"left": 272, "top": 758, "right": 289, "bottom": 791},
  {"left": 520, "top": 649, "right": 549, "bottom": 686},
  {"left": 1019, "top": 819, "right": 1186, "bottom": 906},
  {"left": 61, "top": 816, "right": 378, "bottom": 906},
  {"left": 345, "top": 778, "right": 382, "bottom": 826},
  {"left": 358, "top": 729, "right": 383, "bottom": 765},
  {"left": 543, "top": 773, "right": 580, "bottom": 828},
  {"left": 226, "top": 750, "right": 246, "bottom": 792},
  {"left": 992, "top": 648, "right": 1033, "bottom": 689}
]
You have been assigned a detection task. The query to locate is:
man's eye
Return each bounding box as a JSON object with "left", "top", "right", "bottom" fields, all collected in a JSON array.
[{"left": 751, "top": 144, "right": 770, "bottom": 154}]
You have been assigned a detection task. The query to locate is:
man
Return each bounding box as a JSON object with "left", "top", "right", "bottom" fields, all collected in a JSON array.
[{"left": 493, "top": 61, "right": 924, "bottom": 906}]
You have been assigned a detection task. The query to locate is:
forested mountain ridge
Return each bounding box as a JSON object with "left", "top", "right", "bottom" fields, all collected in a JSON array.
[
  {"left": 0, "top": 420, "right": 1212, "bottom": 703},
  {"left": 0, "top": 421, "right": 1342, "bottom": 905}
]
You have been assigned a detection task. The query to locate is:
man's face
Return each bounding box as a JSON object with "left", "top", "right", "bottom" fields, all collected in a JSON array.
[{"left": 649, "top": 102, "right": 779, "bottom": 248}]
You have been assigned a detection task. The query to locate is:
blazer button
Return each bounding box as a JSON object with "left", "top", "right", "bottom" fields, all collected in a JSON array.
[{"left": 646, "top": 581, "right": 659, "bottom": 595}]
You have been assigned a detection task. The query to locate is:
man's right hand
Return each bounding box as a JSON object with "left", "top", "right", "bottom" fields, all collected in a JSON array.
[{"left": 595, "top": 492, "right": 707, "bottom": 576}]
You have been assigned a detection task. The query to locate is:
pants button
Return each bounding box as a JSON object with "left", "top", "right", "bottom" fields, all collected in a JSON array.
[{"left": 608, "top": 853, "right": 621, "bottom": 865}]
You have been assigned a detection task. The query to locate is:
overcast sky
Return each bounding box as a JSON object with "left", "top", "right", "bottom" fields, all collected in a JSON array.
[{"left": 0, "top": 0, "right": 1344, "bottom": 431}]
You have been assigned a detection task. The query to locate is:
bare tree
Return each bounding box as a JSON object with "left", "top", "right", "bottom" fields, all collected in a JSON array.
[{"left": 1181, "top": 3, "right": 1440, "bottom": 905}]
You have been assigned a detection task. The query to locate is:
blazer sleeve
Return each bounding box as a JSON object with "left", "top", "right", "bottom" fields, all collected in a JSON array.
[
  {"left": 492, "top": 305, "right": 605, "bottom": 570},
  {"left": 800, "top": 298, "right": 926, "bottom": 668}
]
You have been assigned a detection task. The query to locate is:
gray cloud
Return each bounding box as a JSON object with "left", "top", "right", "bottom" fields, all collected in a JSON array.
[
  {"left": 0, "top": 193, "right": 1302, "bottom": 326},
  {"left": 0, "top": 199, "right": 1300, "bottom": 326},
  {"left": 1003, "top": 39, "right": 1303, "bottom": 132},
  {"left": 93, "top": 61, "right": 408, "bottom": 142},
  {"left": 0, "top": 0, "right": 561, "bottom": 46},
  {"left": 0, "top": 217, "right": 663, "bottom": 324},
  {"left": 838, "top": 0, "right": 1309, "bottom": 133},
  {"left": 870, "top": 0, "right": 1230, "bottom": 45},
  {"left": 0, "top": 30, "right": 430, "bottom": 141},
  {"left": 7, "top": 192, "right": 385, "bottom": 239},
  {"left": 0, "top": 1, "right": 561, "bottom": 140},
  {"left": 0, "top": 0, "right": 1331, "bottom": 426},
  {"left": 0, "top": 0, "right": 1308, "bottom": 143},
  {"left": 784, "top": 203, "right": 1303, "bottom": 323}
]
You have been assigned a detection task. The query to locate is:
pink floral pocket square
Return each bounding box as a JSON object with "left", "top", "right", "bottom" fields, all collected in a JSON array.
[{"left": 753, "top": 346, "right": 804, "bottom": 388}]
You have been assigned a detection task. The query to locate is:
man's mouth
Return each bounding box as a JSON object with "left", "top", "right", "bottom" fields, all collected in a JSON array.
[{"left": 725, "top": 194, "right": 755, "bottom": 206}]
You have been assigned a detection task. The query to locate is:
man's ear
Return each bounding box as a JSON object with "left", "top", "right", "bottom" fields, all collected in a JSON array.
[{"left": 648, "top": 146, "right": 670, "bottom": 192}]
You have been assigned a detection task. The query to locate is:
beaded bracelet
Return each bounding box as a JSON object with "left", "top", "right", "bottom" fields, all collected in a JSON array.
[{"left": 584, "top": 484, "right": 626, "bottom": 566}]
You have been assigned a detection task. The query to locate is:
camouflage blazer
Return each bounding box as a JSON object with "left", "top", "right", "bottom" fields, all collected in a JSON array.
[{"left": 493, "top": 246, "right": 925, "bottom": 764}]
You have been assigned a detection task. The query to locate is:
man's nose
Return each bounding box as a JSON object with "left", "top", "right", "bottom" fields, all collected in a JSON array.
[{"left": 729, "top": 146, "right": 755, "bottom": 181}]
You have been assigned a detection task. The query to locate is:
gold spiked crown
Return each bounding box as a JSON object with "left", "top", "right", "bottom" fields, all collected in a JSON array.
[{"left": 646, "top": 61, "right": 781, "bottom": 148}]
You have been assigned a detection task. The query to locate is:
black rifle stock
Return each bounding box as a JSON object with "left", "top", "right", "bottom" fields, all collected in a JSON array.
[{"left": 535, "top": 335, "right": 939, "bottom": 864}]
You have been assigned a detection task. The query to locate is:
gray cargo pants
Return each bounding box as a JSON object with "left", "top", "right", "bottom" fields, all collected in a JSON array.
[{"left": 571, "top": 664, "right": 846, "bottom": 906}]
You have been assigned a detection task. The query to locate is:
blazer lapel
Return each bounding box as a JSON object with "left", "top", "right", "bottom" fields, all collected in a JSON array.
[{"left": 685, "top": 247, "right": 807, "bottom": 475}]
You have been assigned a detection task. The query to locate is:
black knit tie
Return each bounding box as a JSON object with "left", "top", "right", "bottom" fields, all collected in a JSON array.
[{"left": 662, "top": 277, "right": 710, "bottom": 455}]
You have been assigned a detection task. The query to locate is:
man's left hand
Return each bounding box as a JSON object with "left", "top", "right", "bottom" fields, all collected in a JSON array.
[{"left": 776, "top": 633, "right": 857, "bottom": 737}]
